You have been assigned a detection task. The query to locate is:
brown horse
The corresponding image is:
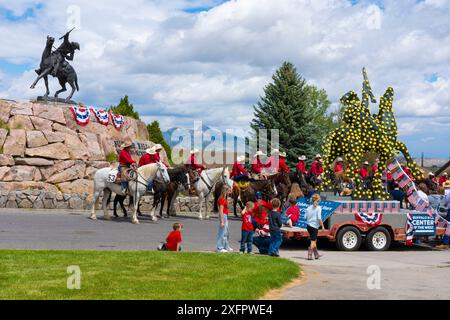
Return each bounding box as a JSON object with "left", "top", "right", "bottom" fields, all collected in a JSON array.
[{"left": 266, "top": 172, "right": 291, "bottom": 204}]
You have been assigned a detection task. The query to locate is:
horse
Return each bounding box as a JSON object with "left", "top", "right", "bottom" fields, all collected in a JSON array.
[
  {"left": 30, "top": 36, "right": 79, "bottom": 102},
  {"left": 214, "top": 178, "right": 278, "bottom": 216},
  {"left": 266, "top": 172, "right": 291, "bottom": 204},
  {"left": 111, "top": 166, "right": 190, "bottom": 218},
  {"left": 174, "top": 167, "right": 232, "bottom": 220},
  {"left": 90, "top": 162, "right": 170, "bottom": 224}
]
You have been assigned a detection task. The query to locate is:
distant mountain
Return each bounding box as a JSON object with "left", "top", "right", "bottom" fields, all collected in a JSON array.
[{"left": 163, "top": 125, "right": 247, "bottom": 152}]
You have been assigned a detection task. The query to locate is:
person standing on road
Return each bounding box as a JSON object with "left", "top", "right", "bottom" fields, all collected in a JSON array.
[
  {"left": 306, "top": 194, "right": 325, "bottom": 260},
  {"left": 268, "top": 198, "right": 283, "bottom": 257},
  {"left": 240, "top": 201, "right": 255, "bottom": 254},
  {"left": 217, "top": 186, "right": 233, "bottom": 253}
]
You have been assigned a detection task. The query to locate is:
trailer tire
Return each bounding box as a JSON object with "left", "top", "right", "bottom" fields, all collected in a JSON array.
[
  {"left": 336, "top": 226, "right": 362, "bottom": 251},
  {"left": 366, "top": 227, "right": 391, "bottom": 251}
]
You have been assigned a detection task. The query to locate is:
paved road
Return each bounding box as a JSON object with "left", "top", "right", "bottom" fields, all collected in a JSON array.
[{"left": 1, "top": 209, "right": 449, "bottom": 299}]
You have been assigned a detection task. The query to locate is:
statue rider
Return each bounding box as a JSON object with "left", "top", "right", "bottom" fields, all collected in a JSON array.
[{"left": 51, "top": 29, "right": 80, "bottom": 77}]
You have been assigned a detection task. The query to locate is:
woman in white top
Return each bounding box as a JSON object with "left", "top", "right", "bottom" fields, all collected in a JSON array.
[{"left": 305, "top": 194, "right": 325, "bottom": 260}]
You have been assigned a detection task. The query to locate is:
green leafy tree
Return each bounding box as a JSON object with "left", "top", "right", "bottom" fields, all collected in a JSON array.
[
  {"left": 250, "top": 62, "right": 336, "bottom": 167},
  {"left": 109, "top": 95, "right": 140, "bottom": 120},
  {"left": 147, "top": 120, "right": 172, "bottom": 163}
]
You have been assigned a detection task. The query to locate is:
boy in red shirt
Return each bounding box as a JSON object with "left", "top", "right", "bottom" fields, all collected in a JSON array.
[
  {"left": 158, "top": 223, "right": 183, "bottom": 251},
  {"left": 240, "top": 201, "right": 255, "bottom": 254}
]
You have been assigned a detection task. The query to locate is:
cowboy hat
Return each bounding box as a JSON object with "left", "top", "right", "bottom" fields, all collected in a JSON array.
[
  {"left": 443, "top": 180, "right": 450, "bottom": 188},
  {"left": 444, "top": 172, "right": 448, "bottom": 176},
  {"left": 279, "top": 152, "right": 287, "bottom": 158},
  {"left": 146, "top": 146, "right": 157, "bottom": 155},
  {"left": 154, "top": 143, "right": 162, "bottom": 150},
  {"left": 190, "top": 148, "right": 200, "bottom": 154},
  {"left": 363, "top": 161, "right": 369, "bottom": 165},
  {"left": 254, "top": 150, "right": 266, "bottom": 157},
  {"left": 120, "top": 139, "right": 133, "bottom": 148},
  {"left": 271, "top": 149, "right": 280, "bottom": 155},
  {"left": 237, "top": 155, "right": 245, "bottom": 162},
  {"left": 336, "top": 157, "right": 344, "bottom": 162},
  {"left": 298, "top": 155, "right": 306, "bottom": 161},
  {"left": 315, "top": 154, "right": 322, "bottom": 159},
  {"left": 429, "top": 172, "right": 435, "bottom": 176}
]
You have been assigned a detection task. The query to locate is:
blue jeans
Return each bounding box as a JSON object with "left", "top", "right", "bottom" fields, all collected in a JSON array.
[
  {"left": 118, "top": 165, "right": 128, "bottom": 189},
  {"left": 269, "top": 231, "right": 282, "bottom": 256},
  {"left": 253, "top": 236, "right": 270, "bottom": 255},
  {"left": 240, "top": 230, "right": 254, "bottom": 253},
  {"left": 217, "top": 214, "right": 231, "bottom": 251},
  {"left": 443, "top": 209, "right": 450, "bottom": 245}
]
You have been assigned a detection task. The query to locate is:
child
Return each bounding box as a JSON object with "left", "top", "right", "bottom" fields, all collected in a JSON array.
[
  {"left": 158, "top": 223, "right": 183, "bottom": 251},
  {"left": 240, "top": 201, "right": 255, "bottom": 254},
  {"left": 268, "top": 198, "right": 283, "bottom": 257},
  {"left": 284, "top": 194, "right": 300, "bottom": 227}
]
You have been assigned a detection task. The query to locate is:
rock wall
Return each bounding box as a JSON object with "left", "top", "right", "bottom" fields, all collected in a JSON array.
[{"left": 0, "top": 99, "right": 170, "bottom": 209}]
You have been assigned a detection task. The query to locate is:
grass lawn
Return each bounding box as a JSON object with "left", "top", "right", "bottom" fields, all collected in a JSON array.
[{"left": 0, "top": 250, "right": 299, "bottom": 300}]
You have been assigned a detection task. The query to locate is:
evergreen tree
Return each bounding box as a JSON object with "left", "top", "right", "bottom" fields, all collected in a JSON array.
[
  {"left": 147, "top": 120, "right": 172, "bottom": 163},
  {"left": 109, "top": 95, "right": 140, "bottom": 120},
  {"left": 250, "top": 62, "right": 335, "bottom": 167}
]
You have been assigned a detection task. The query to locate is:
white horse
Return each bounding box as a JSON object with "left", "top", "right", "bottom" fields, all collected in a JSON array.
[
  {"left": 175, "top": 167, "right": 232, "bottom": 220},
  {"left": 90, "top": 162, "right": 170, "bottom": 224}
]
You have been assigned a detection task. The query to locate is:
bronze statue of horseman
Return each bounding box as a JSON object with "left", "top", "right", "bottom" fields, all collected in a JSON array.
[{"left": 30, "top": 29, "right": 80, "bottom": 102}]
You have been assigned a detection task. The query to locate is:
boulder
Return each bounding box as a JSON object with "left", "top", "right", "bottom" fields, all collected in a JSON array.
[
  {"left": 79, "top": 132, "right": 104, "bottom": 161},
  {"left": 84, "top": 166, "right": 97, "bottom": 179},
  {"left": 101, "top": 136, "right": 118, "bottom": 158},
  {"left": 57, "top": 179, "right": 93, "bottom": 195},
  {"left": 78, "top": 122, "right": 108, "bottom": 136},
  {"left": 3, "top": 129, "right": 26, "bottom": 156},
  {"left": 33, "top": 199, "right": 44, "bottom": 209},
  {"left": 0, "top": 181, "right": 59, "bottom": 194},
  {"left": 47, "top": 162, "right": 86, "bottom": 184},
  {"left": 0, "top": 155, "right": 14, "bottom": 166},
  {"left": 2, "top": 166, "right": 36, "bottom": 182},
  {"left": 87, "top": 161, "right": 111, "bottom": 169},
  {"left": 42, "top": 130, "right": 65, "bottom": 143},
  {"left": 6, "top": 200, "right": 18, "bottom": 208},
  {"left": 64, "top": 133, "right": 89, "bottom": 160},
  {"left": 0, "top": 100, "right": 12, "bottom": 123},
  {"left": 40, "top": 160, "right": 75, "bottom": 180},
  {"left": 69, "top": 197, "right": 84, "bottom": 209},
  {"left": 11, "top": 103, "right": 33, "bottom": 116},
  {"left": 137, "top": 120, "right": 149, "bottom": 140},
  {"left": 0, "top": 128, "right": 8, "bottom": 147},
  {"left": 53, "top": 122, "right": 77, "bottom": 135},
  {"left": 15, "top": 157, "right": 54, "bottom": 166},
  {"left": 25, "top": 142, "right": 71, "bottom": 160},
  {"left": 33, "top": 168, "right": 42, "bottom": 182},
  {"left": 43, "top": 198, "right": 55, "bottom": 209},
  {"left": 30, "top": 116, "right": 53, "bottom": 131},
  {"left": 8, "top": 115, "right": 34, "bottom": 130},
  {"left": 33, "top": 103, "right": 66, "bottom": 124},
  {"left": 18, "top": 198, "right": 33, "bottom": 209},
  {"left": 26, "top": 130, "right": 48, "bottom": 148},
  {"left": 0, "top": 167, "right": 10, "bottom": 180}
]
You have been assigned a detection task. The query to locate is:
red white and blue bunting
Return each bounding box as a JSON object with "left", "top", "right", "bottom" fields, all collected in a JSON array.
[
  {"left": 405, "top": 212, "right": 414, "bottom": 246},
  {"left": 355, "top": 212, "right": 383, "bottom": 226},
  {"left": 110, "top": 112, "right": 125, "bottom": 130},
  {"left": 90, "top": 108, "right": 110, "bottom": 126},
  {"left": 70, "top": 106, "right": 90, "bottom": 126}
]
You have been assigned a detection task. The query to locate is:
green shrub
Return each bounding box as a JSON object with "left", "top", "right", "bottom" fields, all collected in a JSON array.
[
  {"left": 106, "top": 152, "right": 117, "bottom": 163},
  {"left": 0, "top": 119, "right": 9, "bottom": 133}
]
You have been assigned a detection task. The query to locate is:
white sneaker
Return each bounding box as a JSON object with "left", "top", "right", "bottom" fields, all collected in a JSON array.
[
  {"left": 217, "top": 249, "right": 228, "bottom": 253},
  {"left": 227, "top": 248, "right": 234, "bottom": 252}
]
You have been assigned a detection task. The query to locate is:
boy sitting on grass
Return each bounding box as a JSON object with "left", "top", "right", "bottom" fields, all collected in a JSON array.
[
  {"left": 240, "top": 201, "right": 255, "bottom": 254},
  {"left": 158, "top": 223, "right": 183, "bottom": 251}
]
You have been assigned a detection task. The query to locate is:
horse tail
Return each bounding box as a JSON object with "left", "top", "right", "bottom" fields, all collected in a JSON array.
[{"left": 75, "top": 78, "right": 79, "bottom": 91}]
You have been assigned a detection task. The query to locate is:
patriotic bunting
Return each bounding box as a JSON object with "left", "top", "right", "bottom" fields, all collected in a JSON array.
[
  {"left": 69, "top": 106, "right": 90, "bottom": 126},
  {"left": 355, "top": 212, "right": 383, "bottom": 226},
  {"left": 90, "top": 108, "right": 110, "bottom": 126},
  {"left": 110, "top": 112, "right": 125, "bottom": 130}
]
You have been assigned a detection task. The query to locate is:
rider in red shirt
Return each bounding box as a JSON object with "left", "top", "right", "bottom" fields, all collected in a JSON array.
[
  {"left": 308, "top": 154, "right": 324, "bottom": 177},
  {"left": 185, "top": 149, "right": 206, "bottom": 172},
  {"left": 278, "top": 152, "right": 290, "bottom": 173},
  {"left": 334, "top": 157, "right": 344, "bottom": 173},
  {"left": 296, "top": 155, "right": 307, "bottom": 174},
  {"left": 153, "top": 143, "right": 170, "bottom": 168},
  {"left": 231, "top": 155, "right": 248, "bottom": 181},
  {"left": 357, "top": 161, "right": 370, "bottom": 179},
  {"left": 251, "top": 151, "right": 270, "bottom": 175},
  {"left": 372, "top": 158, "right": 379, "bottom": 176},
  {"left": 118, "top": 140, "right": 136, "bottom": 192},
  {"left": 138, "top": 146, "right": 158, "bottom": 166},
  {"left": 439, "top": 172, "right": 448, "bottom": 186}
]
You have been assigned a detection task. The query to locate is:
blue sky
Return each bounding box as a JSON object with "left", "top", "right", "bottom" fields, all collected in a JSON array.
[{"left": 0, "top": 0, "right": 449, "bottom": 159}]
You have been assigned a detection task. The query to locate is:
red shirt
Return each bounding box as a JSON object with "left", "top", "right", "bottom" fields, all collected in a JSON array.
[
  {"left": 296, "top": 161, "right": 306, "bottom": 174},
  {"left": 186, "top": 154, "right": 205, "bottom": 171},
  {"left": 165, "top": 230, "right": 182, "bottom": 251},
  {"left": 253, "top": 200, "right": 271, "bottom": 225},
  {"left": 251, "top": 157, "right": 268, "bottom": 174},
  {"left": 138, "top": 153, "right": 158, "bottom": 166},
  {"left": 334, "top": 163, "right": 344, "bottom": 172},
  {"left": 386, "top": 171, "right": 393, "bottom": 180},
  {"left": 358, "top": 167, "right": 369, "bottom": 178},
  {"left": 308, "top": 161, "right": 323, "bottom": 177},
  {"left": 218, "top": 196, "right": 229, "bottom": 215},
  {"left": 278, "top": 158, "right": 290, "bottom": 173},
  {"left": 372, "top": 165, "right": 378, "bottom": 176},
  {"left": 231, "top": 162, "right": 248, "bottom": 178},
  {"left": 439, "top": 176, "right": 448, "bottom": 186},
  {"left": 242, "top": 211, "right": 254, "bottom": 231},
  {"left": 286, "top": 205, "right": 300, "bottom": 225},
  {"left": 119, "top": 149, "right": 135, "bottom": 166}
]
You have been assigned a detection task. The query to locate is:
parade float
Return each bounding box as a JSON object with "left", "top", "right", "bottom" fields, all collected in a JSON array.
[{"left": 282, "top": 69, "right": 448, "bottom": 251}]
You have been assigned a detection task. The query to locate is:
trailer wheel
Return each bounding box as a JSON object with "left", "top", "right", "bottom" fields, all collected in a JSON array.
[
  {"left": 336, "top": 226, "right": 362, "bottom": 251},
  {"left": 366, "top": 227, "right": 391, "bottom": 251}
]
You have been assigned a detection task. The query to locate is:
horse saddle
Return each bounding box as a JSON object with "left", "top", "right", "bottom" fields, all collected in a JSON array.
[
  {"left": 107, "top": 168, "right": 135, "bottom": 183},
  {"left": 235, "top": 181, "right": 250, "bottom": 192}
]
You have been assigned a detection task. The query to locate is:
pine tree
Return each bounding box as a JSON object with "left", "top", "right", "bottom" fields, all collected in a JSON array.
[
  {"left": 147, "top": 120, "right": 172, "bottom": 163},
  {"left": 250, "top": 62, "right": 334, "bottom": 167},
  {"left": 109, "top": 95, "right": 140, "bottom": 120}
]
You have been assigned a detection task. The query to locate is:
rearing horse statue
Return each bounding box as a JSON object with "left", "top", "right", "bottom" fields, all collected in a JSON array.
[{"left": 321, "top": 68, "right": 422, "bottom": 200}]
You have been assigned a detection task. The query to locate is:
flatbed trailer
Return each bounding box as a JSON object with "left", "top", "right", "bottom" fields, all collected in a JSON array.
[{"left": 282, "top": 207, "right": 445, "bottom": 251}]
